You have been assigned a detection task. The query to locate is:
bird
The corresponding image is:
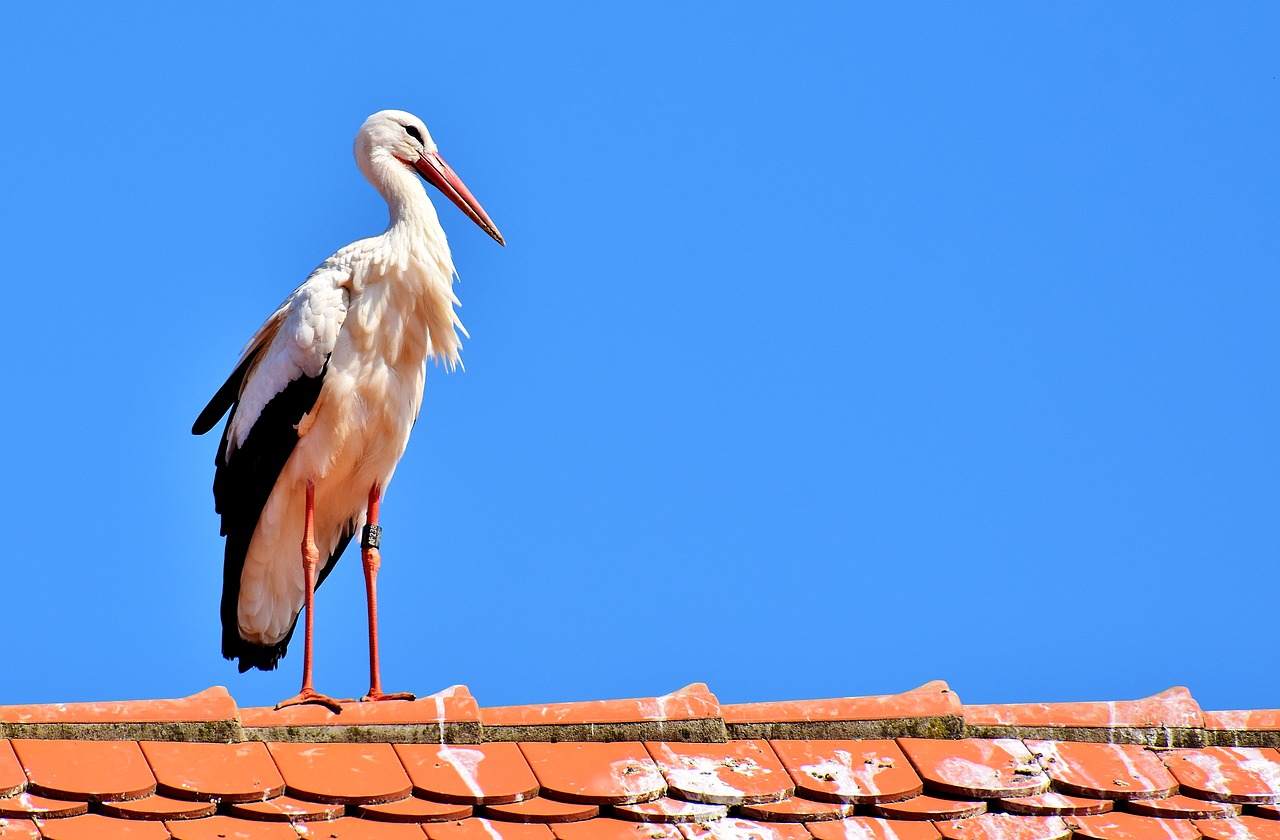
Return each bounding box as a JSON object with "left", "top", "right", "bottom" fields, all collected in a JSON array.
[{"left": 192, "top": 109, "right": 504, "bottom": 712}]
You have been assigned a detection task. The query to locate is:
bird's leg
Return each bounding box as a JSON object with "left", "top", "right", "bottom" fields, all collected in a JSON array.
[
  {"left": 275, "top": 480, "right": 345, "bottom": 714},
  {"left": 362, "top": 484, "right": 415, "bottom": 703}
]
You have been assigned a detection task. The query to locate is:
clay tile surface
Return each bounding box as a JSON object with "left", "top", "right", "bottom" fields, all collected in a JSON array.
[
  {"left": 11, "top": 739, "right": 155, "bottom": 802},
  {"left": 359, "top": 799, "right": 474, "bottom": 823},
  {"left": 227, "top": 794, "right": 344, "bottom": 822},
  {"left": 0, "top": 745, "right": 23, "bottom": 799},
  {"left": 485, "top": 798, "right": 599, "bottom": 823},
  {"left": 1126, "top": 796, "right": 1240, "bottom": 820},
  {"left": 645, "top": 740, "right": 791, "bottom": 805},
  {"left": 612, "top": 798, "right": 728, "bottom": 823},
  {"left": 806, "top": 817, "right": 942, "bottom": 840},
  {"left": 723, "top": 682, "right": 961, "bottom": 727},
  {"left": 0, "top": 793, "right": 89, "bottom": 819},
  {"left": 0, "top": 819, "right": 38, "bottom": 840},
  {"left": 964, "top": 688, "right": 1203, "bottom": 731},
  {"left": 1026, "top": 741, "right": 1177, "bottom": 801},
  {"left": 140, "top": 741, "right": 285, "bottom": 803},
  {"left": 394, "top": 743, "right": 539, "bottom": 805},
  {"left": 737, "top": 795, "right": 855, "bottom": 822},
  {"left": 771, "top": 739, "right": 922, "bottom": 804},
  {"left": 1161, "top": 748, "right": 1280, "bottom": 804},
  {"left": 679, "top": 819, "right": 813, "bottom": 840},
  {"left": 898, "top": 738, "right": 1049, "bottom": 799},
  {"left": 485, "top": 686, "right": 720, "bottom": 728},
  {"left": 426, "top": 818, "right": 555, "bottom": 840},
  {"left": 1194, "top": 817, "right": 1280, "bottom": 840},
  {"left": 243, "top": 686, "right": 480, "bottom": 731},
  {"left": 519, "top": 743, "right": 665, "bottom": 805},
  {"left": 872, "top": 796, "right": 986, "bottom": 822},
  {"left": 301, "top": 816, "right": 428, "bottom": 838},
  {"left": 35, "top": 812, "right": 172, "bottom": 839},
  {"left": 268, "top": 742, "right": 412, "bottom": 805},
  {"left": 934, "top": 814, "right": 1071, "bottom": 840},
  {"left": 551, "top": 817, "right": 683, "bottom": 840},
  {"left": 99, "top": 793, "right": 217, "bottom": 820},
  {"left": 999, "top": 792, "right": 1113, "bottom": 816},
  {"left": 0, "top": 688, "right": 236, "bottom": 727},
  {"left": 1065, "top": 813, "right": 1201, "bottom": 840},
  {"left": 166, "top": 816, "right": 301, "bottom": 839}
]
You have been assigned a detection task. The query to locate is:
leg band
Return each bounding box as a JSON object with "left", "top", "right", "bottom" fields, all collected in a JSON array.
[{"left": 362, "top": 524, "right": 382, "bottom": 549}]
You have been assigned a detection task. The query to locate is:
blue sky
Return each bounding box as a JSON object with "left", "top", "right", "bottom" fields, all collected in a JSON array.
[{"left": 1, "top": 3, "right": 1276, "bottom": 713}]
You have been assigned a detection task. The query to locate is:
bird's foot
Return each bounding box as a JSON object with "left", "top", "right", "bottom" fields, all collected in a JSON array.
[
  {"left": 275, "top": 689, "right": 351, "bottom": 714},
  {"left": 362, "top": 690, "right": 416, "bottom": 703}
]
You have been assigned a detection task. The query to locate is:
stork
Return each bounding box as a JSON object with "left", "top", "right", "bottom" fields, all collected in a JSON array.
[{"left": 192, "top": 109, "right": 503, "bottom": 711}]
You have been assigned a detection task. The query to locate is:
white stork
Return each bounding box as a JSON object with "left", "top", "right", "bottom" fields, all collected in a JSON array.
[{"left": 192, "top": 109, "right": 503, "bottom": 711}]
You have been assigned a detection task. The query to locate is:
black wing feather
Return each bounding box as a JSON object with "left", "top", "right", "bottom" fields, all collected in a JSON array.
[{"left": 197, "top": 355, "right": 346, "bottom": 672}]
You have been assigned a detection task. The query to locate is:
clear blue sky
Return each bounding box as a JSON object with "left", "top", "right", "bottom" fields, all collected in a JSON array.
[{"left": 1, "top": 3, "right": 1276, "bottom": 713}]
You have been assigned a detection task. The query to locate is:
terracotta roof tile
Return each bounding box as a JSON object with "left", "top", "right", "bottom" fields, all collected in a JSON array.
[
  {"left": 358, "top": 799, "right": 474, "bottom": 823},
  {"left": 226, "top": 794, "right": 344, "bottom": 822},
  {"left": 551, "top": 817, "right": 682, "bottom": 840},
  {"left": 0, "top": 745, "right": 24, "bottom": 799},
  {"left": 805, "top": 817, "right": 941, "bottom": 840},
  {"left": 999, "top": 792, "right": 1114, "bottom": 816},
  {"left": 165, "top": 815, "right": 302, "bottom": 839},
  {"left": 426, "top": 818, "right": 556, "bottom": 840},
  {"left": 98, "top": 793, "right": 217, "bottom": 820},
  {"left": 484, "top": 686, "right": 724, "bottom": 744},
  {"left": 0, "top": 688, "right": 239, "bottom": 742},
  {"left": 11, "top": 739, "right": 156, "bottom": 802},
  {"left": 140, "top": 741, "right": 285, "bottom": 803},
  {"left": 1126, "top": 796, "right": 1241, "bottom": 820},
  {"left": 737, "top": 795, "right": 855, "bottom": 822},
  {"left": 484, "top": 798, "right": 600, "bottom": 823},
  {"left": 934, "top": 814, "right": 1071, "bottom": 840},
  {"left": 0, "top": 793, "right": 88, "bottom": 819},
  {"left": 723, "top": 682, "right": 963, "bottom": 741},
  {"left": 965, "top": 689, "right": 1204, "bottom": 746},
  {"left": 301, "top": 816, "right": 428, "bottom": 838},
  {"left": 1026, "top": 741, "right": 1178, "bottom": 801},
  {"left": 268, "top": 742, "right": 412, "bottom": 805},
  {"left": 242, "top": 686, "right": 481, "bottom": 744},
  {"left": 770, "top": 739, "right": 921, "bottom": 804},
  {"left": 1065, "top": 812, "right": 1202, "bottom": 840},
  {"left": 519, "top": 743, "right": 665, "bottom": 805},
  {"left": 871, "top": 796, "right": 986, "bottom": 822},
  {"left": 612, "top": 797, "right": 728, "bottom": 823},
  {"left": 0, "top": 818, "right": 39, "bottom": 840},
  {"left": 679, "top": 819, "right": 813, "bottom": 840},
  {"left": 897, "top": 739, "right": 1049, "bottom": 799},
  {"left": 1161, "top": 748, "right": 1280, "bottom": 805},
  {"left": 35, "top": 812, "right": 172, "bottom": 839},
  {"left": 1194, "top": 817, "right": 1280, "bottom": 840},
  {"left": 394, "top": 743, "right": 539, "bottom": 804},
  {"left": 645, "top": 740, "right": 791, "bottom": 805}
]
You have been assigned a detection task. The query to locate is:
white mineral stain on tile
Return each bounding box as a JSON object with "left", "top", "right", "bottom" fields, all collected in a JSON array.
[
  {"left": 438, "top": 746, "right": 487, "bottom": 800},
  {"left": 698, "top": 817, "right": 778, "bottom": 840},
  {"left": 1233, "top": 748, "right": 1280, "bottom": 796},
  {"left": 837, "top": 818, "right": 898, "bottom": 840},
  {"left": 661, "top": 754, "right": 746, "bottom": 800},
  {"left": 610, "top": 758, "right": 665, "bottom": 798},
  {"left": 937, "top": 757, "right": 1002, "bottom": 791},
  {"left": 799, "top": 748, "right": 897, "bottom": 798},
  {"left": 1210, "top": 711, "right": 1252, "bottom": 730},
  {"left": 477, "top": 818, "right": 506, "bottom": 840},
  {"left": 1179, "top": 752, "right": 1230, "bottom": 795}
]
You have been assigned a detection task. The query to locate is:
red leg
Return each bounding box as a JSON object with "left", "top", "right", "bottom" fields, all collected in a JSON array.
[
  {"left": 362, "top": 485, "right": 414, "bottom": 702},
  {"left": 275, "top": 481, "right": 346, "bottom": 713}
]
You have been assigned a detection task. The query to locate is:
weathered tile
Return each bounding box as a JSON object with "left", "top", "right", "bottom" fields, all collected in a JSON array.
[
  {"left": 738, "top": 795, "right": 855, "bottom": 822},
  {"left": 0, "top": 818, "right": 38, "bottom": 840},
  {"left": 771, "top": 740, "right": 921, "bottom": 804},
  {"left": 1027, "top": 741, "right": 1177, "bottom": 801},
  {"left": 872, "top": 796, "right": 986, "bottom": 821},
  {"left": 645, "top": 741, "right": 791, "bottom": 805},
  {"left": 552, "top": 818, "right": 683, "bottom": 840},
  {"left": 805, "top": 818, "right": 941, "bottom": 840},
  {"left": 519, "top": 743, "right": 664, "bottom": 805},
  {"left": 268, "top": 742, "right": 411, "bottom": 805},
  {"left": 1162, "top": 749, "right": 1280, "bottom": 805},
  {"left": 11, "top": 740, "right": 155, "bottom": 802},
  {"left": 99, "top": 794, "right": 216, "bottom": 820},
  {"left": 1127, "top": 797, "right": 1241, "bottom": 820},
  {"left": 292, "top": 817, "right": 427, "bottom": 838},
  {"left": 358, "top": 798, "right": 473, "bottom": 823},
  {"left": 226, "top": 795, "right": 343, "bottom": 822},
  {"left": 1065, "top": 813, "right": 1201, "bottom": 840},
  {"left": 426, "top": 818, "right": 556, "bottom": 840},
  {"left": 934, "top": 814, "right": 1071, "bottom": 840},
  {"left": 898, "top": 739, "right": 1049, "bottom": 798},
  {"left": 485, "top": 798, "right": 599, "bottom": 823},
  {"left": 613, "top": 798, "right": 728, "bottom": 824},
  {"left": 165, "top": 815, "right": 302, "bottom": 840},
  {"left": 0, "top": 793, "right": 87, "bottom": 819},
  {"left": 678, "top": 819, "right": 814, "bottom": 840},
  {"left": 1194, "top": 817, "right": 1280, "bottom": 840},
  {"left": 141, "top": 741, "right": 284, "bottom": 803},
  {"left": 1000, "top": 792, "right": 1114, "bottom": 816},
  {"left": 394, "top": 743, "right": 539, "bottom": 805},
  {"left": 35, "top": 813, "right": 172, "bottom": 839}
]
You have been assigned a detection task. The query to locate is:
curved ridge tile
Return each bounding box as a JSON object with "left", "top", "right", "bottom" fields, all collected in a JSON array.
[
  {"left": 11, "top": 740, "right": 155, "bottom": 803},
  {"left": 394, "top": 743, "right": 539, "bottom": 805},
  {"left": 267, "top": 742, "right": 410, "bottom": 806},
  {"left": 772, "top": 739, "right": 921, "bottom": 804},
  {"left": 898, "top": 739, "right": 1049, "bottom": 799},
  {"left": 1162, "top": 749, "right": 1280, "bottom": 805},
  {"left": 645, "top": 741, "right": 791, "bottom": 805},
  {"left": 935, "top": 814, "right": 1071, "bottom": 840},
  {"left": 141, "top": 741, "right": 284, "bottom": 804},
  {"left": 1027, "top": 742, "right": 1177, "bottom": 802},
  {"left": 519, "top": 743, "right": 665, "bottom": 805},
  {"left": 806, "top": 818, "right": 941, "bottom": 840}
]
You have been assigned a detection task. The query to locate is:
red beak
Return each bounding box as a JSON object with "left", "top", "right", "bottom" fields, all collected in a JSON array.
[{"left": 413, "top": 151, "right": 505, "bottom": 246}]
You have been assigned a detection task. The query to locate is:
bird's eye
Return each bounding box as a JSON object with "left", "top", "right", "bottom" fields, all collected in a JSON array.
[{"left": 404, "top": 125, "right": 424, "bottom": 144}]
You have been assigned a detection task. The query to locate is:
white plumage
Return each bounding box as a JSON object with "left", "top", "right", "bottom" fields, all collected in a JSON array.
[{"left": 194, "top": 109, "right": 503, "bottom": 706}]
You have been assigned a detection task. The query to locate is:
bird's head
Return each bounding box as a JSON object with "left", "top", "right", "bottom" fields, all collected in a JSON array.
[{"left": 356, "top": 109, "right": 505, "bottom": 246}]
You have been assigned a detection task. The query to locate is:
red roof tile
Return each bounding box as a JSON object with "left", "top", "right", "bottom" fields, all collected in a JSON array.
[
  {"left": 770, "top": 739, "right": 922, "bottom": 804},
  {"left": 4, "top": 682, "right": 1280, "bottom": 840},
  {"left": 0, "top": 818, "right": 39, "bottom": 840}
]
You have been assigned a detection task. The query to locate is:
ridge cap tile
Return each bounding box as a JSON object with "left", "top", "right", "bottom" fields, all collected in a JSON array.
[
  {"left": 242, "top": 685, "right": 481, "bottom": 742},
  {"left": 483, "top": 685, "right": 722, "bottom": 728},
  {"left": 964, "top": 687, "right": 1204, "bottom": 730},
  {"left": 723, "top": 682, "right": 960, "bottom": 725}
]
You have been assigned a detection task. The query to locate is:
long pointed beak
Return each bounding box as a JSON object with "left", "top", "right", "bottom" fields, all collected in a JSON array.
[{"left": 413, "top": 151, "right": 505, "bottom": 246}]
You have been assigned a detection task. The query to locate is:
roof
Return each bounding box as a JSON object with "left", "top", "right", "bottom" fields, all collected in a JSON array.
[{"left": 1, "top": 681, "right": 1279, "bottom": 839}]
